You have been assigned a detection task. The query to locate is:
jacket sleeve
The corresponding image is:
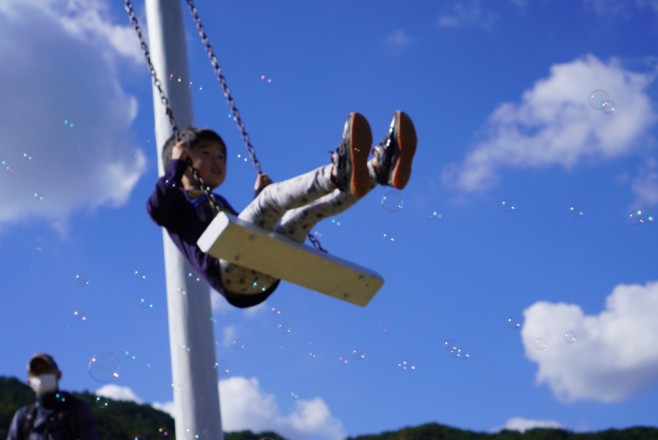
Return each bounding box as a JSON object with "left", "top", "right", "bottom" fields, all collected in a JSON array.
[
  {"left": 147, "top": 159, "right": 189, "bottom": 230},
  {"left": 6, "top": 408, "right": 23, "bottom": 440},
  {"left": 75, "top": 401, "right": 99, "bottom": 440}
]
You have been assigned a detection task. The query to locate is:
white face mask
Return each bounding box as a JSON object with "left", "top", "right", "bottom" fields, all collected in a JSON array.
[{"left": 28, "top": 374, "right": 58, "bottom": 395}]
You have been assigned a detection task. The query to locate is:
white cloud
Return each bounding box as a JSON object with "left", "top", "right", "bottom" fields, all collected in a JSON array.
[
  {"left": 437, "top": 0, "right": 500, "bottom": 31},
  {"left": 522, "top": 280, "right": 658, "bottom": 402},
  {"left": 385, "top": 30, "right": 414, "bottom": 52},
  {"left": 442, "top": 55, "right": 657, "bottom": 194},
  {"left": 222, "top": 324, "right": 239, "bottom": 347},
  {"left": 131, "top": 376, "right": 344, "bottom": 439},
  {"left": 95, "top": 384, "right": 143, "bottom": 403},
  {"left": 219, "top": 376, "right": 345, "bottom": 440},
  {"left": 496, "top": 417, "right": 563, "bottom": 433},
  {"left": 152, "top": 400, "right": 176, "bottom": 418},
  {"left": 0, "top": 0, "right": 146, "bottom": 234},
  {"left": 630, "top": 157, "right": 658, "bottom": 208}
]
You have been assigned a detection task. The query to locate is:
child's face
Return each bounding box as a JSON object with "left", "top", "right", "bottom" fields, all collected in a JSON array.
[{"left": 185, "top": 140, "right": 227, "bottom": 190}]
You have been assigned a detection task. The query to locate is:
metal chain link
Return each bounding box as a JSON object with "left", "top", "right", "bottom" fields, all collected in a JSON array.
[
  {"left": 125, "top": 0, "right": 325, "bottom": 251},
  {"left": 189, "top": 163, "right": 222, "bottom": 213},
  {"left": 186, "top": 0, "right": 261, "bottom": 174},
  {"left": 124, "top": 0, "right": 179, "bottom": 138}
]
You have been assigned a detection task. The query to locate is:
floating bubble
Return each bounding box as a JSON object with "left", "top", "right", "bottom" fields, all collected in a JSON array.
[
  {"left": 351, "top": 348, "right": 366, "bottom": 360},
  {"left": 506, "top": 316, "right": 521, "bottom": 329},
  {"left": 277, "top": 323, "right": 292, "bottom": 335},
  {"left": 139, "top": 297, "right": 155, "bottom": 310},
  {"left": 564, "top": 331, "right": 577, "bottom": 343},
  {"left": 72, "top": 310, "right": 88, "bottom": 322},
  {"left": 158, "top": 427, "right": 170, "bottom": 437},
  {"left": 382, "top": 233, "right": 395, "bottom": 243},
  {"left": 260, "top": 74, "right": 273, "bottom": 84},
  {"left": 443, "top": 339, "right": 470, "bottom": 359},
  {"left": 214, "top": 360, "right": 230, "bottom": 376},
  {"left": 308, "top": 351, "right": 317, "bottom": 359},
  {"left": 124, "top": 351, "right": 137, "bottom": 361},
  {"left": 187, "top": 272, "right": 201, "bottom": 282},
  {"left": 628, "top": 209, "right": 654, "bottom": 225},
  {"left": 429, "top": 210, "right": 443, "bottom": 220},
  {"left": 397, "top": 359, "right": 416, "bottom": 371},
  {"left": 534, "top": 337, "right": 548, "bottom": 350},
  {"left": 33, "top": 192, "right": 44, "bottom": 201},
  {"left": 569, "top": 204, "right": 585, "bottom": 218},
  {"left": 250, "top": 278, "right": 268, "bottom": 292},
  {"left": 378, "top": 325, "right": 389, "bottom": 334},
  {"left": 501, "top": 199, "right": 516, "bottom": 212},
  {"left": 601, "top": 100, "right": 616, "bottom": 114},
  {"left": 337, "top": 355, "right": 349, "bottom": 365},
  {"left": 236, "top": 153, "right": 248, "bottom": 163},
  {"left": 63, "top": 119, "right": 75, "bottom": 128},
  {"left": 74, "top": 273, "right": 90, "bottom": 287},
  {"left": 1, "top": 157, "right": 13, "bottom": 172},
  {"left": 381, "top": 191, "right": 403, "bottom": 213},
  {"left": 271, "top": 306, "right": 282, "bottom": 315},
  {"left": 94, "top": 396, "right": 110, "bottom": 409},
  {"left": 330, "top": 218, "right": 341, "bottom": 227},
  {"left": 23, "top": 153, "right": 32, "bottom": 160},
  {"left": 589, "top": 89, "right": 610, "bottom": 110},
  {"left": 232, "top": 339, "right": 245, "bottom": 350},
  {"left": 88, "top": 352, "right": 121, "bottom": 383}
]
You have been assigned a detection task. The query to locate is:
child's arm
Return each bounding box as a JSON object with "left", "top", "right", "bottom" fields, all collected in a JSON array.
[
  {"left": 147, "top": 158, "right": 189, "bottom": 229},
  {"left": 254, "top": 172, "right": 272, "bottom": 197}
]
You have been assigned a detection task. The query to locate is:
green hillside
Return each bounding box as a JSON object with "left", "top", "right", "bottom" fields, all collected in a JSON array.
[{"left": 2, "top": 376, "right": 657, "bottom": 440}]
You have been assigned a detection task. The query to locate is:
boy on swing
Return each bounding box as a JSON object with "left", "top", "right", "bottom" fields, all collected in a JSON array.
[{"left": 147, "top": 111, "right": 417, "bottom": 308}]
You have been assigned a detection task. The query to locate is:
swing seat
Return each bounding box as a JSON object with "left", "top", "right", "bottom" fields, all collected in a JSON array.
[{"left": 197, "top": 212, "right": 383, "bottom": 306}]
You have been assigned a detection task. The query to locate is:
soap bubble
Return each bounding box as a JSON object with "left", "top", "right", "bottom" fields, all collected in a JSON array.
[
  {"left": 94, "top": 396, "right": 110, "bottom": 409},
  {"left": 74, "top": 273, "right": 90, "bottom": 287},
  {"left": 628, "top": 209, "right": 654, "bottom": 225},
  {"left": 589, "top": 89, "right": 610, "bottom": 110},
  {"left": 277, "top": 323, "right": 292, "bottom": 335},
  {"left": 501, "top": 199, "right": 516, "bottom": 212},
  {"left": 381, "top": 191, "right": 403, "bottom": 213},
  {"left": 88, "top": 352, "right": 121, "bottom": 383},
  {"left": 601, "top": 100, "right": 616, "bottom": 114},
  {"left": 564, "top": 331, "right": 577, "bottom": 343},
  {"left": 351, "top": 348, "right": 366, "bottom": 360},
  {"left": 534, "top": 337, "right": 548, "bottom": 350},
  {"left": 569, "top": 205, "right": 585, "bottom": 218},
  {"left": 397, "top": 359, "right": 416, "bottom": 371},
  {"left": 506, "top": 316, "right": 521, "bottom": 329}
]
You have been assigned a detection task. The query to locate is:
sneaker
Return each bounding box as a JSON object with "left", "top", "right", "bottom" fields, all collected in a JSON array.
[
  {"left": 332, "top": 112, "right": 372, "bottom": 197},
  {"left": 373, "top": 110, "right": 417, "bottom": 189}
]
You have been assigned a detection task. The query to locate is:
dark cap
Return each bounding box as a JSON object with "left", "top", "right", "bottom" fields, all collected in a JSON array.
[{"left": 27, "top": 353, "right": 59, "bottom": 374}]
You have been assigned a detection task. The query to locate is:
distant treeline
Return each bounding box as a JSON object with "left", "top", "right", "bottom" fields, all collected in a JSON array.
[{"left": 2, "top": 376, "right": 656, "bottom": 440}]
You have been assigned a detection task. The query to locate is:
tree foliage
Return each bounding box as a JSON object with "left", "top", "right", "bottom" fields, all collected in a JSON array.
[{"left": 2, "top": 377, "right": 657, "bottom": 440}]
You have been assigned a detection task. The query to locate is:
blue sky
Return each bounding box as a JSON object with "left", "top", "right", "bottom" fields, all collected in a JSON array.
[{"left": 1, "top": 0, "right": 658, "bottom": 438}]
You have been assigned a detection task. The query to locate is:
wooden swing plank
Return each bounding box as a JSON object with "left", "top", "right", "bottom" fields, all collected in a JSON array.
[{"left": 197, "top": 212, "right": 383, "bottom": 306}]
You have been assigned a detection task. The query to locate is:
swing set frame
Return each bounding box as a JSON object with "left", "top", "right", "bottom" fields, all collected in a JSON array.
[{"left": 125, "top": 0, "right": 384, "bottom": 306}]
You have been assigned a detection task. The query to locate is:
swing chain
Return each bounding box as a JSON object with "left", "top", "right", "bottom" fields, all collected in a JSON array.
[
  {"left": 125, "top": 0, "right": 326, "bottom": 252},
  {"left": 185, "top": 0, "right": 262, "bottom": 174},
  {"left": 124, "top": 0, "right": 179, "bottom": 137},
  {"left": 191, "top": 164, "right": 327, "bottom": 253},
  {"left": 189, "top": 163, "right": 223, "bottom": 213}
]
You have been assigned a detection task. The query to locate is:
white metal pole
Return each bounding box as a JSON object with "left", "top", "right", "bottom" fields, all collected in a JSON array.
[{"left": 145, "top": 1, "right": 223, "bottom": 439}]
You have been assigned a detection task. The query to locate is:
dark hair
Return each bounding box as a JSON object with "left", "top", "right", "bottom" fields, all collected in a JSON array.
[
  {"left": 28, "top": 353, "right": 59, "bottom": 374},
  {"left": 161, "top": 126, "right": 227, "bottom": 166}
]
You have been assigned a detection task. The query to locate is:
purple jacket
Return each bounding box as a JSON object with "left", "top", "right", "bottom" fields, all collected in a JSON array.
[{"left": 147, "top": 159, "right": 278, "bottom": 308}]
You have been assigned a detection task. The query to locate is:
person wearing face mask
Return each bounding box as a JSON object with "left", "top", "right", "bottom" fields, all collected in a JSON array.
[{"left": 6, "top": 353, "right": 99, "bottom": 440}]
